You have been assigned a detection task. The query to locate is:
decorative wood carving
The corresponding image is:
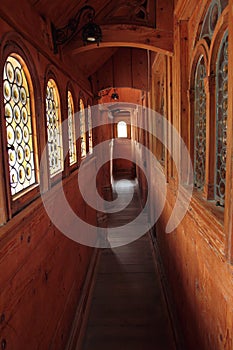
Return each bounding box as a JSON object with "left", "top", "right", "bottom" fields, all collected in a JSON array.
[{"left": 98, "top": 0, "right": 156, "bottom": 27}]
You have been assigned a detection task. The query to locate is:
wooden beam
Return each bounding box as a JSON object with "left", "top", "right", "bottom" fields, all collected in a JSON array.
[
  {"left": 0, "top": 0, "right": 91, "bottom": 91},
  {"left": 66, "top": 25, "right": 173, "bottom": 56},
  {"left": 174, "top": 0, "right": 200, "bottom": 20}
]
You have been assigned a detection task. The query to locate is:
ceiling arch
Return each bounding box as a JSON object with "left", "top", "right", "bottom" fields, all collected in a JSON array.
[{"left": 66, "top": 24, "right": 173, "bottom": 56}]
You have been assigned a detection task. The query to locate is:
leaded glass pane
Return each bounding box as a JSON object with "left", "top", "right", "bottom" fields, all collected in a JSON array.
[
  {"left": 68, "top": 91, "right": 77, "bottom": 165},
  {"left": 79, "top": 99, "right": 86, "bottom": 158},
  {"left": 88, "top": 105, "right": 93, "bottom": 154},
  {"left": 216, "top": 31, "right": 228, "bottom": 206},
  {"left": 199, "top": 0, "right": 227, "bottom": 44},
  {"left": 194, "top": 56, "right": 206, "bottom": 190},
  {"left": 3, "top": 55, "right": 36, "bottom": 196},
  {"left": 46, "top": 79, "right": 63, "bottom": 176}
]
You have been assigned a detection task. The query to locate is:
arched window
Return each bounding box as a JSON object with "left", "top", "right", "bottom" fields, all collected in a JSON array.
[
  {"left": 79, "top": 98, "right": 86, "bottom": 158},
  {"left": 215, "top": 31, "right": 228, "bottom": 206},
  {"left": 199, "top": 0, "right": 228, "bottom": 44},
  {"left": 117, "top": 121, "right": 127, "bottom": 138},
  {"left": 194, "top": 56, "right": 206, "bottom": 189},
  {"left": 46, "top": 79, "right": 63, "bottom": 177},
  {"left": 3, "top": 54, "right": 37, "bottom": 196},
  {"left": 68, "top": 91, "right": 77, "bottom": 165},
  {"left": 88, "top": 104, "right": 93, "bottom": 154}
]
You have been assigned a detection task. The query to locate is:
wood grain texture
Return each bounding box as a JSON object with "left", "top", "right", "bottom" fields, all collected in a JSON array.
[
  {"left": 0, "top": 164, "right": 96, "bottom": 350},
  {"left": 80, "top": 180, "right": 176, "bottom": 350}
]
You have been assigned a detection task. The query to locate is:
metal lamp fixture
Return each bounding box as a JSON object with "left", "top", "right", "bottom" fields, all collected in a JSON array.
[
  {"left": 111, "top": 90, "right": 119, "bottom": 101},
  {"left": 51, "top": 5, "right": 102, "bottom": 54},
  {"left": 82, "top": 16, "right": 102, "bottom": 46}
]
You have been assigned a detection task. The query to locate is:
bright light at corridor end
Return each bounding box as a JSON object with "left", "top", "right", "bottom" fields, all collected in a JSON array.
[{"left": 40, "top": 103, "right": 193, "bottom": 248}]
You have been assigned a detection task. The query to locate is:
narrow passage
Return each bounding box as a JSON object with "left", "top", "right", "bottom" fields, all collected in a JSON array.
[{"left": 80, "top": 179, "right": 177, "bottom": 350}]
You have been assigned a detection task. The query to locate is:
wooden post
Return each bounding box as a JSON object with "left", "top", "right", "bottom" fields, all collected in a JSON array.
[
  {"left": 179, "top": 20, "right": 190, "bottom": 184},
  {"left": 0, "top": 147, "right": 8, "bottom": 224},
  {"left": 225, "top": 0, "right": 233, "bottom": 263},
  {"left": 203, "top": 75, "right": 216, "bottom": 200}
]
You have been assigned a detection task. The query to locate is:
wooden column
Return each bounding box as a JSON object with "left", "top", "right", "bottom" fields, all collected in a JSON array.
[
  {"left": 0, "top": 146, "right": 8, "bottom": 224},
  {"left": 187, "top": 87, "right": 195, "bottom": 167},
  {"left": 225, "top": 0, "right": 233, "bottom": 262},
  {"left": 203, "top": 75, "right": 216, "bottom": 200},
  {"left": 95, "top": 105, "right": 112, "bottom": 201},
  {"left": 172, "top": 17, "right": 181, "bottom": 184},
  {"left": 179, "top": 20, "right": 190, "bottom": 184}
]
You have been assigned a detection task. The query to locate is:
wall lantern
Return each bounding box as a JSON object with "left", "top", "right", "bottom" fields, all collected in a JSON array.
[
  {"left": 51, "top": 5, "right": 102, "bottom": 54},
  {"left": 111, "top": 90, "right": 119, "bottom": 101},
  {"left": 82, "top": 16, "right": 102, "bottom": 46}
]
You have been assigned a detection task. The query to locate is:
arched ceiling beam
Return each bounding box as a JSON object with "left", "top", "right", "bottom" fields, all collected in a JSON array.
[{"left": 66, "top": 24, "right": 173, "bottom": 56}]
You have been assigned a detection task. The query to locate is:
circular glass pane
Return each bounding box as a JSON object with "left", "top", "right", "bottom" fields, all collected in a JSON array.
[
  {"left": 15, "top": 125, "right": 23, "bottom": 144},
  {"left": 13, "top": 105, "right": 21, "bottom": 124},
  {"left": 7, "top": 125, "right": 15, "bottom": 145},
  {"left": 15, "top": 67, "right": 23, "bottom": 87},
  {"left": 17, "top": 145, "right": 24, "bottom": 164},
  {"left": 12, "top": 84, "right": 20, "bottom": 103},
  {"left": 25, "top": 163, "right": 32, "bottom": 180},
  {"left": 21, "top": 106, "right": 28, "bottom": 124},
  {"left": 18, "top": 165, "right": 26, "bottom": 184},
  {"left": 23, "top": 125, "right": 30, "bottom": 143},
  {"left": 25, "top": 144, "right": 31, "bottom": 162},
  {"left": 10, "top": 168, "right": 18, "bottom": 188},
  {"left": 20, "top": 87, "right": 27, "bottom": 105},
  {"left": 6, "top": 61, "right": 14, "bottom": 84},
  {"left": 5, "top": 103, "right": 13, "bottom": 123},
  {"left": 8, "top": 149, "right": 16, "bottom": 167},
  {"left": 3, "top": 80, "right": 11, "bottom": 102}
]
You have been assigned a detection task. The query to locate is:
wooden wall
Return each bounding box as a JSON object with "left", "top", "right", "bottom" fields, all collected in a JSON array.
[
  {"left": 0, "top": 4, "right": 97, "bottom": 350},
  {"left": 92, "top": 48, "right": 149, "bottom": 94},
  {"left": 0, "top": 167, "right": 96, "bottom": 350},
  {"left": 142, "top": 1, "right": 233, "bottom": 349}
]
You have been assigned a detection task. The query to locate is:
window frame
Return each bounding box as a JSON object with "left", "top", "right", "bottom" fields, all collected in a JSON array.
[
  {"left": 214, "top": 30, "right": 228, "bottom": 207},
  {"left": 87, "top": 102, "right": 93, "bottom": 155},
  {"left": 189, "top": 8, "right": 228, "bottom": 241},
  {"left": 45, "top": 77, "right": 64, "bottom": 184},
  {"left": 79, "top": 96, "right": 87, "bottom": 160},
  {"left": 67, "top": 89, "right": 77, "bottom": 167},
  {"left": 190, "top": 45, "right": 209, "bottom": 195},
  {"left": 1, "top": 47, "right": 40, "bottom": 218},
  {"left": 117, "top": 120, "right": 128, "bottom": 138}
]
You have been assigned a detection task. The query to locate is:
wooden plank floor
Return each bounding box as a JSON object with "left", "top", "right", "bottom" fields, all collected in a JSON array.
[{"left": 80, "top": 179, "right": 177, "bottom": 350}]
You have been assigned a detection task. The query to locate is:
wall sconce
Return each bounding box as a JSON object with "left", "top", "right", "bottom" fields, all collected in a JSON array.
[
  {"left": 51, "top": 5, "right": 102, "bottom": 54},
  {"left": 111, "top": 90, "right": 119, "bottom": 101}
]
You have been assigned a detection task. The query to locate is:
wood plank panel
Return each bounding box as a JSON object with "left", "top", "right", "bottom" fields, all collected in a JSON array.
[
  {"left": 80, "top": 179, "right": 176, "bottom": 350},
  {"left": 113, "top": 48, "right": 132, "bottom": 88},
  {"left": 0, "top": 163, "right": 96, "bottom": 350}
]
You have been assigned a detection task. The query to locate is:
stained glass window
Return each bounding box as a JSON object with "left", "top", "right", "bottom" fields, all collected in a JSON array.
[
  {"left": 46, "top": 79, "right": 63, "bottom": 177},
  {"left": 3, "top": 55, "right": 36, "bottom": 196},
  {"left": 194, "top": 56, "right": 206, "bottom": 189},
  {"left": 117, "top": 121, "right": 127, "bottom": 138},
  {"left": 88, "top": 105, "right": 93, "bottom": 154},
  {"left": 199, "top": 0, "right": 228, "bottom": 44},
  {"left": 215, "top": 31, "right": 228, "bottom": 206},
  {"left": 68, "top": 91, "right": 77, "bottom": 165},
  {"left": 79, "top": 99, "right": 86, "bottom": 158}
]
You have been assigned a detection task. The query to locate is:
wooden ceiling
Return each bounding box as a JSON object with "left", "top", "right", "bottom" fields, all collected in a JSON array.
[
  {"left": 29, "top": 0, "right": 156, "bottom": 28},
  {"left": 28, "top": 0, "right": 173, "bottom": 78}
]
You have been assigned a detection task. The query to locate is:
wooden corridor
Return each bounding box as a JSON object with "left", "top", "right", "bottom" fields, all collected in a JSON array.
[{"left": 79, "top": 179, "right": 177, "bottom": 350}]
